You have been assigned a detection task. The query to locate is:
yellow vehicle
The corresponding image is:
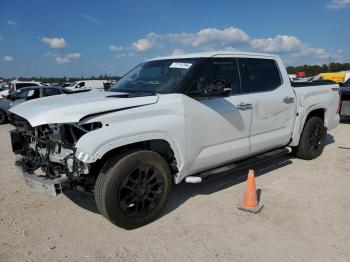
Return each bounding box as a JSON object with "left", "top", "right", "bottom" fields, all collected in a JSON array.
[{"left": 315, "top": 72, "right": 345, "bottom": 83}]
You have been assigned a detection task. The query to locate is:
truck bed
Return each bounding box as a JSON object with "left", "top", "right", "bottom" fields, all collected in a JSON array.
[
  {"left": 291, "top": 82, "right": 340, "bottom": 136},
  {"left": 291, "top": 80, "right": 336, "bottom": 88}
]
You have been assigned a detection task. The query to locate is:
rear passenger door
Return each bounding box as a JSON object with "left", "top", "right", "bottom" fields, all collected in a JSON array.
[{"left": 238, "top": 58, "right": 296, "bottom": 154}]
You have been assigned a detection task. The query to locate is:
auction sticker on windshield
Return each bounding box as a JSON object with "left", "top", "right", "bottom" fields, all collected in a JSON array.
[{"left": 169, "top": 62, "right": 192, "bottom": 69}]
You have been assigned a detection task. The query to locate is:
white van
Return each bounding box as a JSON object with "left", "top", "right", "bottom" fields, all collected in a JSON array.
[{"left": 66, "top": 80, "right": 107, "bottom": 90}]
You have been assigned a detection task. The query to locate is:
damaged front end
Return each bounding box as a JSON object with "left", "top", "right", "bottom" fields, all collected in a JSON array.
[{"left": 10, "top": 114, "right": 101, "bottom": 196}]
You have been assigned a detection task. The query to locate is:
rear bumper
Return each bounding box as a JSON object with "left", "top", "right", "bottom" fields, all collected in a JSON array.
[
  {"left": 327, "top": 114, "right": 340, "bottom": 131},
  {"left": 15, "top": 155, "right": 68, "bottom": 197}
]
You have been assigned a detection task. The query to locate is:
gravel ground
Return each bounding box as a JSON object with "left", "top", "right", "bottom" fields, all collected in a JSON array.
[{"left": 0, "top": 123, "right": 350, "bottom": 262}]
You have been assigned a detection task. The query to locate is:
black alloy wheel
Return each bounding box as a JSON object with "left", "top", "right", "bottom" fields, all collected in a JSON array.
[{"left": 119, "top": 164, "right": 164, "bottom": 218}]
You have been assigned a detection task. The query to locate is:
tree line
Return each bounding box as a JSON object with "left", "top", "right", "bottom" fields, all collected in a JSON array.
[
  {"left": 287, "top": 63, "right": 350, "bottom": 77},
  {"left": 1, "top": 62, "right": 350, "bottom": 82},
  {"left": 0, "top": 74, "right": 121, "bottom": 83}
]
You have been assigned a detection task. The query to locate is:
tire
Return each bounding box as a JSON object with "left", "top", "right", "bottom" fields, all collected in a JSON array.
[
  {"left": 95, "top": 150, "right": 172, "bottom": 229},
  {"left": 0, "top": 110, "right": 8, "bottom": 125},
  {"left": 295, "top": 116, "right": 326, "bottom": 160}
]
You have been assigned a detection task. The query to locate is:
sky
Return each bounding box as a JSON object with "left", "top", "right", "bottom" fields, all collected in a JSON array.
[{"left": 0, "top": 0, "right": 349, "bottom": 78}]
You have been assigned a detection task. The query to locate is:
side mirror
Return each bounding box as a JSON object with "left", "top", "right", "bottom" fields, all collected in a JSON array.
[{"left": 204, "top": 79, "right": 232, "bottom": 97}]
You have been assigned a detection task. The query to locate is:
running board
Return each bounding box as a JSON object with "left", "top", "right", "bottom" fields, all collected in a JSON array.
[{"left": 185, "top": 147, "right": 292, "bottom": 183}]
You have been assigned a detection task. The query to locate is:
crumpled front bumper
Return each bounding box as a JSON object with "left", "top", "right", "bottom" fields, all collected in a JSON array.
[{"left": 15, "top": 155, "right": 68, "bottom": 197}]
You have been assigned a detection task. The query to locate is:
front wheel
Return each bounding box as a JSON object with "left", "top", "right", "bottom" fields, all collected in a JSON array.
[
  {"left": 95, "top": 150, "right": 172, "bottom": 229},
  {"left": 295, "top": 116, "right": 326, "bottom": 160}
]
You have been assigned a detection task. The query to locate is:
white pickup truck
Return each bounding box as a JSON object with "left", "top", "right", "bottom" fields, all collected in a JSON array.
[{"left": 9, "top": 51, "right": 340, "bottom": 229}]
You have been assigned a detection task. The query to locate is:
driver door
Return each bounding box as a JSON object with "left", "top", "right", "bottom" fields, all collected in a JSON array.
[{"left": 184, "top": 58, "right": 253, "bottom": 174}]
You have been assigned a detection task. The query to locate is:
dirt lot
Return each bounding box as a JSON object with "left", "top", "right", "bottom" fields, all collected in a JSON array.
[{"left": 0, "top": 123, "right": 350, "bottom": 262}]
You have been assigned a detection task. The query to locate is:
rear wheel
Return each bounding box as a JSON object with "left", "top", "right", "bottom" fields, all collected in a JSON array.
[
  {"left": 95, "top": 150, "right": 172, "bottom": 229},
  {"left": 0, "top": 110, "right": 8, "bottom": 125},
  {"left": 295, "top": 116, "right": 326, "bottom": 160}
]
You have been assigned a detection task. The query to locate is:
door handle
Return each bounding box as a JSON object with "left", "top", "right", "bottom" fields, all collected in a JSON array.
[
  {"left": 237, "top": 102, "right": 253, "bottom": 111},
  {"left": 283, "top": 96, "right": 295, "bottom": 104}
]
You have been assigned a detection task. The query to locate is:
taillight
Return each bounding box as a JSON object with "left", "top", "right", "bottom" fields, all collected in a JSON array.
[
  {"left": 338, "top": 89, "right": 342, "bottom": 114},
  {"left": 333, "top": 87, "right": 342, "bottom": 114}
]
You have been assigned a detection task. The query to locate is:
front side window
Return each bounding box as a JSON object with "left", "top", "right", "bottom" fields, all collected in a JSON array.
[
  {"left": 77, "top": 82, "right": 85, "bottom": 88},
  {"left": 109, "top": 59, "right": 198, "bottom": 94},
  {"left": 188, "top": 58, "right": 241, "bottom": 96},
  {"left": 238, "top": 58, "right": 282, "bottom": 93}
]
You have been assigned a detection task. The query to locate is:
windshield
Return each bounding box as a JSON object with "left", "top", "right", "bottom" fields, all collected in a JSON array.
[
  {"left": 9, "top": 89, "right": 28, "bottom": 100},
  {"left": 67, "top": 82, "right": 77, "bottom": 87},
  {"left": 109, "top": 59, "right": 198, "bottom": 94}
]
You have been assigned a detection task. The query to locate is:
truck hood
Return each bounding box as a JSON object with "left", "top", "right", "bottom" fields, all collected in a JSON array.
[{"left": 9, "top": 90, "right": 159, "bottom": 127}]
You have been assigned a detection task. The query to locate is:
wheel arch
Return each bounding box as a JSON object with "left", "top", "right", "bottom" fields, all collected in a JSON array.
[
  {"left": 290, "top": 106, "right": 326, "bottom": 147},
  {"left": 304, "top": 108, "right": 325, "bottom": 123},
  {"left": 84, "top": 135, "right": 184, "bottom": 182}
]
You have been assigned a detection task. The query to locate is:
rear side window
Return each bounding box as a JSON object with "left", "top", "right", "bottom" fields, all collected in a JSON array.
[
  {"left": 26, "top": 89, "right": 40, "bottom": 100},
  {"left": 43, "top": 88, "right": 61, "bottom": 96},
  {"left": 238, "top": 58, "right": 282, "bottom": 93}
]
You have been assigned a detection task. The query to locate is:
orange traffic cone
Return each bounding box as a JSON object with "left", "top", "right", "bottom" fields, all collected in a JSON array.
[{"left": 238, "top": 169, "right": 264, "bottom": 213}]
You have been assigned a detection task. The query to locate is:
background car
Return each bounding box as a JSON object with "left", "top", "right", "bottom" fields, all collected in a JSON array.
[
  {"left": 8, "top": 80, "right": 47, "bottom": 93},
  {"left": 65, "top": 80, "right": 108, "bottom": 90},
  {"left": 0, "top": 86, "right": 73, "bottom": 124}
]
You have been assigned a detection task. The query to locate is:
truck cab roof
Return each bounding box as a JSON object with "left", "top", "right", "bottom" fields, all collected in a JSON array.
[{"left": 148, "top": 51, "right": 280, "bottom": 61}]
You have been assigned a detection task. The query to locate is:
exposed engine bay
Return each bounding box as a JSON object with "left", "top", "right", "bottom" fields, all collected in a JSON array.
[{"left": 10, "top": 114, "right": 101, "bottom": 191}]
